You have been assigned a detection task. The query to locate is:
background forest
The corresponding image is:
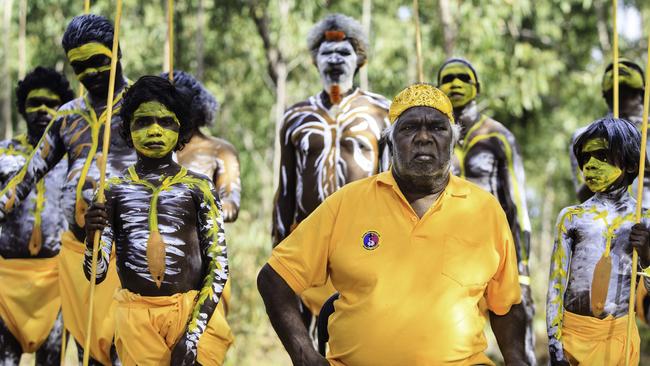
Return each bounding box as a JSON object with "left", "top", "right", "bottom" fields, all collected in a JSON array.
[{"left": 2, "top": 0, "right": 650, "bottom": 364}]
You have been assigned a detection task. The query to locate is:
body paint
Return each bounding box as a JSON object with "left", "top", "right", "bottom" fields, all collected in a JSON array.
[
  {"left": 581, "top": 138, "right": 622, "bottom": 193},
  {"left": 130, "top": 101, "right": 180, "bottom": 159},
  {"left": 66, "top": 42, "right": 113, "bottom": 63},
  {"left": 26, "top": 89, "right": 61, "bottom": 103}
]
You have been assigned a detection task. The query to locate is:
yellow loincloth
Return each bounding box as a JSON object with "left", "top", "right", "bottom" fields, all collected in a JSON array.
[
  {"left": 0, "top": 256, "right": 60, "bottom": 353},
  {"left": 635, "top": 281, "right": 648, "bottom": 324},
  {"left": 114, "top": 288, "right": 233, "bottom": 366},
  {"left": 562, "top": 310, "right": 639, "bottom": 366},
  {"left": 59, "top": 231, "right": 119, "bottom": 365}
]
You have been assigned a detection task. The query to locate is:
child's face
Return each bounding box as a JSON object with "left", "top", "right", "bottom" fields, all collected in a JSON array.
[
  {"left": 580, "top": 137, "right": 623, "bottom": 193},
  {"left": 130, "top": 101, "right": 179, "bottom": 158}
]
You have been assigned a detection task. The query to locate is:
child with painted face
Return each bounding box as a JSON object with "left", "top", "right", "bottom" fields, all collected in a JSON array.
[
  {"left": 83, "top": 76, "right": 229, "bottom": 366},
  {"left": 546, "top": 117, "right": 650, "bottom": 365},
  {"left": 0, "top": 66, "right": 73, "bottom": 365}
]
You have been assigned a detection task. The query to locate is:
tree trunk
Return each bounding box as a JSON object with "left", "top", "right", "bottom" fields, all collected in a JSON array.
[
  {"left": 3, "top": 0, "right": 14, "bottom": 139},
  {"left": 272, "top": 0, "right": 289, "bottom": 189},
  {"left": 438, "top": 0, "right": 455, "bottom": 57},
  {"left": 196, "top": 0, "right": 205, "bottom": 81},
  {"left": 18, "top": 0, "right": 26, "bottom": 79},
  {"left": 360, "top": 0, "right": 371, "bottom": 90}
]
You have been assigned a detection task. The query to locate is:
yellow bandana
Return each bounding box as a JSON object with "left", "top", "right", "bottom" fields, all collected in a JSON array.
[
  {"left": 388, "top": 83, "right": 455, "bottom": 124},
  {"left": 67, "top": 42, "right": 113, "bottom": 63},
  {"left": 26, "top": 88, "right": 60, "bottom": 103}
]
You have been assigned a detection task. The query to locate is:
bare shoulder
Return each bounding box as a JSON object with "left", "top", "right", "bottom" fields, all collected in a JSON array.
[
  {"left": 357, "top": 89, "right": 390, "bottom": 110},
  {"left": 481, "top": 117, "right": 515, "bottom": 139}
]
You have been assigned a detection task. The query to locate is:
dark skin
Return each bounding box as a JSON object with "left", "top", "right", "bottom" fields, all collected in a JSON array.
[
  {"left": 85, "top": 111, "right": 226, "bottom": 365},
  {"left": 24, "top": 94, "right": 61, "bottom": 144},
  {"left": 69, "top": 53, "right": 123, "bottom": 101},
  {"left": 259, "top": 106, "right": 528, "bottom": 365}
]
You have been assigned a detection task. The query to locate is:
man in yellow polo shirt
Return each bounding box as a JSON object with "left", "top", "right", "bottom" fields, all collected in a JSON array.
[{"left": 258, "top": 83, "right": 528, "bottom": 365}]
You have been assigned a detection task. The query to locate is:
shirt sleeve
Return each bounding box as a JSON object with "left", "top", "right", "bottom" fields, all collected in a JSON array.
[
  {"left": 485, "top": 205, "right": 522, "bottom": 315},
  {"left": 268, "top": 193, "right": 338, "bottom": 295}
]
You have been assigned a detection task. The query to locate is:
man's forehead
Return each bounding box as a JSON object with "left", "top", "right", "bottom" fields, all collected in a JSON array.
[
  {"left": 582, "top": 137, "right": 608, "bottom": 153},
  {"left": 398, "top": 106, "right": 449, "bottom": 123},
  {"left": 318, "top": 40, "right": 354, "bottom": 52},
  {"left": 441, "top": 63, "right": 472, "bottom": 75}
]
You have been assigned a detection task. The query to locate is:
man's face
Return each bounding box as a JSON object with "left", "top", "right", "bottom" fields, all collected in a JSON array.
[
  {"left": 130, "top": 101, "right": 180, "bottom": 159},
  {"left": 24, "top": 88, "right": 62, "bottom": 140},
  {"left": 316, "top": 40, "right": 358, "bottom": 92},
  {"left": 602, "top": 62, "right": 644, "bottom": 93},
  {"left": 579, "top": 137, "right": 624, "bottom": 193},
  {"left": 67, "top": 42, "right": 116, "bottom": 97},
  {"left": 439, "top": 62, "right": 478, "bottom": 109},
  {"left": 392, "top": 106, "right": 453, "bottom": 180}
]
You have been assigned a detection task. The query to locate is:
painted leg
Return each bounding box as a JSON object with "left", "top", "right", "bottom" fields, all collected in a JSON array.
[
  {"left": 0, "top": 317, "right": 21, "bottom": 366},
  {"left": 521, "top": 284, "right": 537, "bottom": 366},
  {"left": 34, "top": 312, "right": 63, "bottom": 365},
  {"left": 75, "top": 339, "right": 104, "bottom": 366}
]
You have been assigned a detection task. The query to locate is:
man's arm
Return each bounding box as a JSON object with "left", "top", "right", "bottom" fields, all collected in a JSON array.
[
  {"left": 257, "top": 264, "right": 328, "bottom": 366},
  {"left": 490, "top": 303, "right": 528, "bottom": 365},
  {"left": 272, "top": 116, "right": 297, "bottom": 246},
  {"left": 546, "top": 208, "right": 574, "bottom": 365},
  {"left": 171, "top": 180, "right": 228, "bottom": 365},
  {"left": 0, "top": 117, "right": 66, "bottom": 221},
  {"left": 83, "top": 190, "right": 114, "bottom": 284},
  {"left": 214, "top": 139, "right": 241, "bottom": 223}
]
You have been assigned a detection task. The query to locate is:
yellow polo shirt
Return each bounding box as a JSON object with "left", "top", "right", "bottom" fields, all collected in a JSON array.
[{"left": 269, "top": 171, "right": 521, "bottom": 365}]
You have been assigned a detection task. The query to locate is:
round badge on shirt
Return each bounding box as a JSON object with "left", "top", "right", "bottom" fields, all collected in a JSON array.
[{"left": 362, "top": 231, "right": 380, "bottom": 250}]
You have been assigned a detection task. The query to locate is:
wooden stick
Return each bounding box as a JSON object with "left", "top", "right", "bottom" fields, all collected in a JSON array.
[
  {"left": 167, "top": 0, "right": 174, "bottom": 82},
  {"left": 78, "top": 0, "right": 92, "bottom": 98},
  {"left": 413, "top": 0, "right": 423, "bottom": 83},
  {"left": 612, "top": 0, "right": 619, "bottom": 118},
  {"left": 82, "top": 0, "right": 122, "bottom": 364},
  {"left": 625, "top": 30, "right": 650, "bottom": 366}
]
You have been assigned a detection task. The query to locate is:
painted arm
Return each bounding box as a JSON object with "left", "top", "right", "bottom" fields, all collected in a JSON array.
[
  {"left": 0, "top": 118, "right": 65, "bottom": 222},
  {"left": 378, "top": 114, "right": 392, "bottom": 172},
  {"left": 214, "top": 139, "right": 241, "bottom": 223},
  {"left": 171, "top": 180, "right": 228, "bottom": 365},
  {"left": 546, "top": 208, "right": 574, "bottom": 365},
  {"left": 82, "top": 188, "right": 115, "bottom": 285},
  {"left": 0, "top": 141, "right": 25, "bottom": 184},
  {"left": 272, "top": 116, "right": 297, "bottom": 246}
]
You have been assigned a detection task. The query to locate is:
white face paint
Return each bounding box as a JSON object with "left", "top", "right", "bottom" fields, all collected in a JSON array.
[{"left": 316, "top": 40, "right": 358, "bottom": 95}]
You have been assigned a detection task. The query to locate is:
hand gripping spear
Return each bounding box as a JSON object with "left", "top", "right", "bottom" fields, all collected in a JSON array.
[
  {"left": 82, "top": 0, "right": 123, "bottom": 364},
  {"left": 625, "top": 30, "right": 650, "bottom": 366}
]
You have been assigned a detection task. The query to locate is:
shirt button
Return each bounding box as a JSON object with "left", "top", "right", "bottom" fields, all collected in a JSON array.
[{"left": 411, "top": 216, "right": 417, "bottom": 222}]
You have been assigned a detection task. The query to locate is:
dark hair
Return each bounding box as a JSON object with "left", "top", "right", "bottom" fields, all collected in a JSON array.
[
  {"left": 160, "top": 70, "right": 218, "bottom": 128},
  {"left": 15, "top": 66, "right": 75, "bottom": 118},
  {"left": 120, "top": 76, "right": 194, "bottom": 151},
  {"left": 436, "top": 57, "right": 481, "bottom": 94},
  {"left": 573, "top": 117, "right": 641, "bottom": 184},
  {"left": 61, "top": 14, "right": 121, "bottom": 56}
]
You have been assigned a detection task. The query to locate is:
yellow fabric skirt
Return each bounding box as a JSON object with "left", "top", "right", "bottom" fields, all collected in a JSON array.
[
  {"left": 114, "top": 288, "right": 233, "bottom": 366},
  {"left": 0, "top": 256, "right": 60, "bottom": 353},
  {"left": 562, "top": 310, "right": 639, "bottom": 366},
  {"left": 59, "top": 231, "right": 119, "bottom": 366}
]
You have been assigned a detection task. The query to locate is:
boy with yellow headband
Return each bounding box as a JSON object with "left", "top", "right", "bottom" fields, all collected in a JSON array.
[
  {"left": 84, "top": 76, "right": 229, "bottom": 366},
  {"left": 0, "top": 14, "right": 135, "bottom": 365},
  {"left": 547, "top": 117, "right": 650, "bottom": 365},
  {"left": 0, "top": 66, "right": 73, "bottom": 364}
]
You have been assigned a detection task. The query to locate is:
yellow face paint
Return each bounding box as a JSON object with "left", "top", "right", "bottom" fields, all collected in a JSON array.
[
  {"left": 76, "top": 65, "right": 112, "bottom": 81},
  {"left": 131, "top": 101, "right": 180, "bottom": 158},
  {"left": 66, "top": 42, "right": 113, "bottom": 63},
  {"left": 26, "top": 88, "right": 60, "bottom": 103},
  {"left": 439, "top": 63, "right": 478, "bottom": 109},
  {"left": 602, "top": 62, "right": 644, "bottom": 92},
  {"left": 581, "top": 138, "right": 622, "bottom": 192}
]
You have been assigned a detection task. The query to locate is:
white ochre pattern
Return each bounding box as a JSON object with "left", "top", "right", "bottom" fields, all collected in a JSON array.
[{"left": 389, "top": 83, "right": 455, "bottom": 124}]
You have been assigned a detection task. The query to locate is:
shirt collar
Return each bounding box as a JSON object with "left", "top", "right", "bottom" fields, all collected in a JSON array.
[{"left": 377, "top": 170, "right": 470, "bottom": 198}]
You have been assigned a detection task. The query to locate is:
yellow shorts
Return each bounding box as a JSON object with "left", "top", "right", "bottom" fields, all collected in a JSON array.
[
  {"left": 114, "top": 288, "right": 233, "bottom": 366},
  {"left": 562, "top": 310, "right": 639, "bottom": 366},
  {"left": 0, "top": 256, "right": 60, "bottom": 353},
  {"left": 59, "top": 231, "right": 119, "bottom": 365}
]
